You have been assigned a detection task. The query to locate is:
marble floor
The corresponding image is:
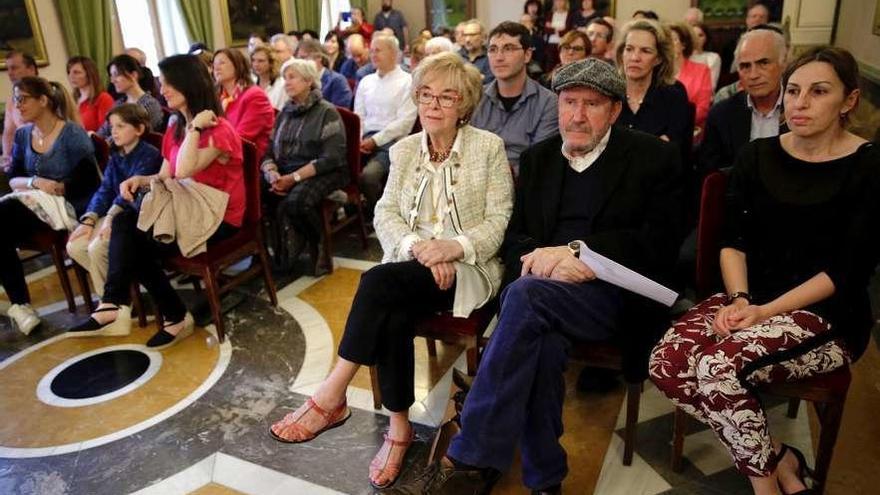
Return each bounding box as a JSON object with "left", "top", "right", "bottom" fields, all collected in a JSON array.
[{"left": 1, "top": 229, "right": 879, "bottom": 494}]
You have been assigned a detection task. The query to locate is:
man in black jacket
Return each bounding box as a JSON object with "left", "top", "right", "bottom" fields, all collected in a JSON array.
[
  {"left": 390, "top": 59, "right": 684, "bottom": 495},
  {"left": 701, "top": 28, "right": 786, "bottom": 172}
]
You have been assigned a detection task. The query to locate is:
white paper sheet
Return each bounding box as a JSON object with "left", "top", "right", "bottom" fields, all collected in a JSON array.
[{"left": 576, "top": 241, "right": 679, "bottom": 307}]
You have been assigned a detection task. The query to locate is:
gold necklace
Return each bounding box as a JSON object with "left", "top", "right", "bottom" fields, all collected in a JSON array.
[
  {"left": 428, "top": 144, "right": 453, "bottom": 163},
  {"left": 34, "top": 119, "right": 60, "bottom": 148}
]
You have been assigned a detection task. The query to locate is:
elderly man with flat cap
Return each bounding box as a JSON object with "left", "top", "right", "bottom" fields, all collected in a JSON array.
[{"left": 389, "top": 59, "right": 685, "bottom": 495}]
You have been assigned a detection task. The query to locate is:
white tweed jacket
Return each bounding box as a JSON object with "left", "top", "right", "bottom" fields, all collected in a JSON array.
[{"left": 374, "top": 125, "right": 514, "bottom": 306}]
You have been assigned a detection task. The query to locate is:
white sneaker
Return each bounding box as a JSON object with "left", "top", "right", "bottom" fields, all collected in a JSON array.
[{"left": 8, "top": 304, "right": 41, "bottom": 335}]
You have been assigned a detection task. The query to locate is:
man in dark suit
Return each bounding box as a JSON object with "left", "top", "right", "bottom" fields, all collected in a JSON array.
[
  {"left": 390, "top": 59, "right": 684, "bottom": 495},
  {"left": 701, "top": 28, "right": 786, "bottom": 172}
]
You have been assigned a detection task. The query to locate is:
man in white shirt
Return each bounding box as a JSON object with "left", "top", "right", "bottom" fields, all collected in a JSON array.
[{"left": 354, "top": 33, "right": 418, "bottom": 214}]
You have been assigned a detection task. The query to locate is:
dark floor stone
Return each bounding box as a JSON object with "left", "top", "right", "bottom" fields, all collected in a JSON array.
[{"left": 51, "top": 350, "right": 150, "bottom": 399}]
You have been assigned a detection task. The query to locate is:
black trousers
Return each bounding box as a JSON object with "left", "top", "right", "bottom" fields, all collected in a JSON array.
[
  {"left": 102, "top": 207, "right": 237, "bottom": 323},
  {"left": 0, "top": 199, "right": 50, "bottom": 304},
  {"left": 337, "top": 260, "right": 455, "bottom": 412}
]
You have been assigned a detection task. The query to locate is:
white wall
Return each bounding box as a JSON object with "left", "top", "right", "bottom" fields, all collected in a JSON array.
[{"left": 835, "top": 0, "right": 880, "bottom": 80}]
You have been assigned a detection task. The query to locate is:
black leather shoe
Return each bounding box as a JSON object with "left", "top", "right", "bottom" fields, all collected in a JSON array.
[
  {"left": 531, "top": 484, "right": 562, "bottom": 495},
  {"left": 385, "top": 458, "right": 500, "bottom": 495}
]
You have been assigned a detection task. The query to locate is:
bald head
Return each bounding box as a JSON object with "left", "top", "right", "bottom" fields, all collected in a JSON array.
[{"left": 746, "top": 4, "right": 770, "bottom": 28}]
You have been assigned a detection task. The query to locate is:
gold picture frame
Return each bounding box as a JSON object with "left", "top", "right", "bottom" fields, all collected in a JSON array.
[
  {"left": 219, "top": 0, "right": 292, "bottom": 47},
  {"left": 0, "top": 0, "right": 49, "bottom": 69}
]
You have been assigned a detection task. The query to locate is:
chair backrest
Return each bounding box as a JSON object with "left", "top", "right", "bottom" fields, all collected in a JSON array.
[
  {"left": 694, "top": 170, "right": 728, "bottom": 298},
  {"left": 91, "top": 134, "right": 110, "bottom": 173},
  {"left": 241, "top": 138, "right": 262, "bottom": 227},
  {"left": 335, "top": 105, "right": 363, "bottom": 181},
  {"left": 143, "top": 131, "right": 164, "bottom": 151}
]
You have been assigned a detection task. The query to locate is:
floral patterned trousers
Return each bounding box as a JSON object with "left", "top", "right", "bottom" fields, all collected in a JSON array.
[{"left": 649, "top": 294, "right": 850, "bottom": 477}]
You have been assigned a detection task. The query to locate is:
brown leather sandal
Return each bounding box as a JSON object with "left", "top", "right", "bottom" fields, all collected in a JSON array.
[
  {"left": 369, "top": 429, "right": 414, "bottom": 489},
  {"left": 269, "top": 397, "right": 351, "bottom": 443}
]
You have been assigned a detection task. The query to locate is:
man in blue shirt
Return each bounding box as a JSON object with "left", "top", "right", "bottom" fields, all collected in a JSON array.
[
  {"left": 457, "top": 19, "right": 493, "bottom": 83},
  {"left": 295, "top": 39, "right": 353, "bottom": 108},
  {"left": 470, "top": 22, "right": 558, "bottom": 176},
  {"left": 373, "top": 0, "right": 408, "bottom": 52}
]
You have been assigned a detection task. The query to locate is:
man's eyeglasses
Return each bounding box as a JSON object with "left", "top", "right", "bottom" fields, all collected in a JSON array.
[
  {"left": 487, "top": 44, "right": 525, "bottom": 55},
  {"left": 416, "top": 89, "right": 461, "bottom": 108}
]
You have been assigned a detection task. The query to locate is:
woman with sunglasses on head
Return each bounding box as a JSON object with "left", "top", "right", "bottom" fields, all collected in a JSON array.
[
  {"left": 268, "top": 52, "right": 513, "bottom": 490},
  {"left": 540, "top": 30, "right": 591, "bottom": 88},
  {"left": 1, "top": 77, "right": 99, "bottom": 334}
]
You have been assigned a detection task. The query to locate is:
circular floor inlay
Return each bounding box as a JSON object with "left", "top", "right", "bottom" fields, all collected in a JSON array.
[
  {"left": 36, "top": 344, "right": 163, "bottom": 408},
  {"left": 50, "top": 350, "right": 150, "bottom": 399}
]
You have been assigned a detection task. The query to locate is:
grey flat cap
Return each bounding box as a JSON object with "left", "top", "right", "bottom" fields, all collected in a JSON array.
[{"left": 552, "top": 58, "right": 626, "bottom": 101}]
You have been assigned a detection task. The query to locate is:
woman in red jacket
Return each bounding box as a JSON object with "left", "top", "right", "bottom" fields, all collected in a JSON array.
[
  {"left": 212, "top": 48, "right": 275, "bottom": 159},
  {"left": 669, "top": 23, "right": 713, "bottom": 142}
]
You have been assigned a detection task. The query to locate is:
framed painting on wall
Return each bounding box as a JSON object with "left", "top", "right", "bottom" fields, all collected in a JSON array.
[
  {"left": 0, "top": 0, "right": 48, "bottom": 70},
  {"left": 219, "top": 0, "right": 292, "bottom": 47},
  {"left": 874, "top": 0, "right": 880, "bottom": 36}
]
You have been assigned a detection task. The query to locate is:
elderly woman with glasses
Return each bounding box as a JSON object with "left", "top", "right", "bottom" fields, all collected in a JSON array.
[{"left": 268, "top": 52, "right": 514, "bottom": 490}]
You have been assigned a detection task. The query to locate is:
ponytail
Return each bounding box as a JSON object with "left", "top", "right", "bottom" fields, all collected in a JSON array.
[{"left": 49, "top": 81, "right": 80, "bottom": 124}]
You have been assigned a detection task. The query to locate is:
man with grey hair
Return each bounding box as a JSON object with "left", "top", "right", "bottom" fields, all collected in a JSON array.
[
  {"left": 458, "top": 19, "right": 492, "bottom": 82},
  {"left": 701, "top": 27, "right": 786, "bottom": 172},
  {"left": 425, "top": 36, "right": 455, "bottom": 56},
  {"left": 295, "top": 39, "right": 352, "bottom": 108},
  {"left": 683, "top": 6, "right": 704, "bottom": 26},
  {"left": 354, "top": 34, "right": 417, "bottom": 215},
  {"left": 390, "top": 58, "right": 684, "bottom": 495},
  {"left": 271, "top": 33, "right": 297, "bottom": 63}
]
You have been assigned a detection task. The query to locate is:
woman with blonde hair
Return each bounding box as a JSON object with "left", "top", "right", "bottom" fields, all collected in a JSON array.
[
  {"left": 268, "top": 52, "right": 514, "bottom": 490},
  {"left": 615, "top": 19, "right": 691, "bottom": 156},
  {"left": 250, "top": 45, "right": 286, "bottom": 110}
]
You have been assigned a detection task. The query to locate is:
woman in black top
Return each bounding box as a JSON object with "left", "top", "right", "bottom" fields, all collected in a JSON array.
[
  {"left": 614, "top": 19, "right": 690, "bottom": 159},
  {"left": 650, "top": 46, "right": 879, "bottom": 495}
]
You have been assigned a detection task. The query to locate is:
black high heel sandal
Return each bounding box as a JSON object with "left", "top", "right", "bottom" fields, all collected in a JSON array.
[
  {"left": 777, "top": 443, "right": 815, "bottom": 495},
  {"left": 146, "top": 313, "right": 194, "bottom": 350}
]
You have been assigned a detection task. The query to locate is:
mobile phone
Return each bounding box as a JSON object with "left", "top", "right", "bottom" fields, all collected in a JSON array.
[{"left": 341, "top": 11, "right": 351, "bottom": 22}]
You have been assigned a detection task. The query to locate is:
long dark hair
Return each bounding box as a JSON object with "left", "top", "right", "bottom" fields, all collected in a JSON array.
[
  {"left": 158, "top": 54, "right": 223, "bottom": 143},
  {"left": 15, "top": 76, "right": 79, "bottom": 124},
  {"left": 67, "top": 56, "right": 105, "bottom": 103}
]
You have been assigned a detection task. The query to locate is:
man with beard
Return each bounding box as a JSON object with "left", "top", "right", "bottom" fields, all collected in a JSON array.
[
  {"left": 373, "top": 0, "right": 408, "bottom": 53},
  {"left": 389, "top": 58, "right": 684, "bottom": 495}
]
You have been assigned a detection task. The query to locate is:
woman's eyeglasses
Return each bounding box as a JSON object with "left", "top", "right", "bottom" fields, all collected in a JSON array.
[{"left": 416, "top": 89, "right": 461, "bottom": 108}]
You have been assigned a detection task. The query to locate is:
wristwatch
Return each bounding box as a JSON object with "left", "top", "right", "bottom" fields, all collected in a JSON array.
[
  {"left": 727, "top": 292, "right": 752, "bottom": 305},
  {"left": 567, "top": 240, "right": 581, "bottom": 257},
  {"left": 292, "top": 172, "right": 302, "bottom": 183},
  {"left": 27, "top": 176, "right": 37, "bottom": 189}
]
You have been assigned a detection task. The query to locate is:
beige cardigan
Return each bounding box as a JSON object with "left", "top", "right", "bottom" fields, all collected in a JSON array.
[
  {"left": 374, "top": 125, "right": 514, "bottom": 315},
  {"left": 137, "top": 177, "right": 229, "bottom": 258}
]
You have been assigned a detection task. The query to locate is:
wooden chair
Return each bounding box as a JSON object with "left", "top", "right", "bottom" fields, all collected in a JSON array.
[
  {"left": 163, "top": 139, "right": 278, "bottom": 341},
  {"left": 143, "top": 131, "right": 164, "bottom": 150},
  {"left": 318, "top": 106, "right": 369, "bottom": 273},
  {"left": 368, "top": 301, "right": 498, "bottom": 410},
  {"left": 669, "top": 171, "right": 851, "bottom": 495}
]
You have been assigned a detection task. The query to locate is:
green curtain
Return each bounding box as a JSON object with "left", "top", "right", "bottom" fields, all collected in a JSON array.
[
  {"left": 178, "top": 0, "right": 213, "bottom": 46},
  {"left": 295, "top": 0, "right": 321, "bottom": 31},
  {"left": 55, "top": 0, "right": 112, "bottom": 83},
  {"left": 349, "top": 0, "right": 368, "bottom": 11}
]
